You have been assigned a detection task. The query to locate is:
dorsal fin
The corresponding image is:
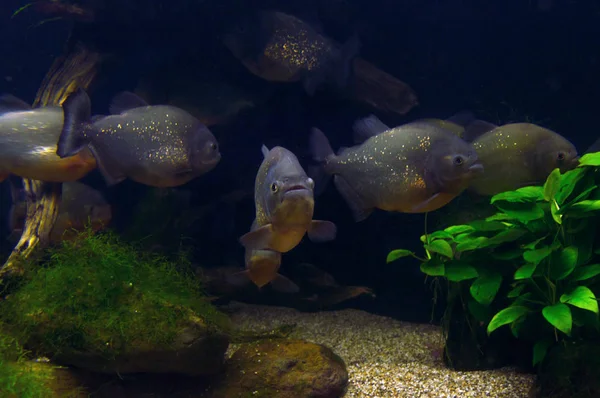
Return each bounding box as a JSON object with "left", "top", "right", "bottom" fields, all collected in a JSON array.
[
  {"left": 261, "top": 144, "right": 270, "bottom": 158},
  {"left": 463, "top": 120, "right": 498, "bottom": 142},
  {"left": 446, "top": 110, "right": 477, "bottom": 127},
  {"left": 0, "top": 94, "right": 31, "bottom": 114},
  {"left": 108, "top": 91, "right": 150, "bottom": 115},
  {"left": 352, "top": 114, "right": 390, "bottom": 144}
]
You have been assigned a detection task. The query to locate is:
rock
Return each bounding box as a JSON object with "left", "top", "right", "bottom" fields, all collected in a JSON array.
[
  {"left": 209, "top": 339, "right": 348, "bottom": 398},
  {"left": 51, "top": 314, "right": 230, "bottom": 376}
]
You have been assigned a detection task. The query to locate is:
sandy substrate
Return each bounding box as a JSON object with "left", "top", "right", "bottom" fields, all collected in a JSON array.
[{"left": 223, "top": 302, "right": 535, "bottom": 398}]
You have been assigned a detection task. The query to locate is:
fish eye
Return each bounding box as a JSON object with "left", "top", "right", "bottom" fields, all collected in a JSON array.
[
  {"left": 453, "top": 155, "right": 465, "bottom": 166},
  {"left": 270, "top": 182, "right": 279, "bottom": 193},
  {"left": 307, "top": 178, "right": 315, "bottom": 189},
  {"left": 209, "top": 142, "right": 218, "bottom": 151},
  {"left": 557, "top": 152, "right": 565, "bottom": 161}
]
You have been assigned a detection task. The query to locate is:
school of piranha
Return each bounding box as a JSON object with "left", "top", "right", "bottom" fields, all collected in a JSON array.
[{"left": 0, "top": 9, "right": 586, "bottom": 294}]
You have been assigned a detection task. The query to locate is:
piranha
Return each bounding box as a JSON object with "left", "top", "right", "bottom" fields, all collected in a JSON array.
[
  {"left": 0, "top": 94, "right": 97, "bottom": 182},
  {"left": 56, "top": 89, "right": 221, "bottom": 188},
  {"left": 309, "top": 114, "right": 484, "bottom": 221},
  {"left": 222, "top": 10, "right": 360, "bottom": 96},
  {"left": 7, "top": 179, "right": 112, "bottom": 244},
  {"left": 465, "top": 122, "right": 579, "bottom": 196},
  {"left": 229, "top": 145, "right": 337, "bottom": 292}
]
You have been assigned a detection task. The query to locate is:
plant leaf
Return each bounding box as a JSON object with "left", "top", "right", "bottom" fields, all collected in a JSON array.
[
  {"left": 532, "top": 340, "right": 552, "bottom": 366},
  {"left": 493, "top": 202, "right": 545, "bottom": 223},
  {"left": 468, "top": 299, "right": 492, "bottom": 322},
  {"left": 549, "top": 246, "right": 578, "bottom": 280},
  {"left": 456, "top": 236, "right": 489, "bottom": 252},
  {"left": 425, "top": 240, "right": 453, "bottom": 259},
  {"left": 578, "top": 151, "right": 600, "bottom": 167},
  {"left": 523, "top": 245, "right": 552, "bottom": 265},
  {"left": 420, "top": 259, "right": 445, "bottom": 276},
  {"left": 444, "top": 225, "right": 475, "bottom": 235},
  {"left": 386, "top": 249, "right": 414, "bottom": 263},
  {"left": 487, "top": 306, "right": 529, "bottom": 335},
  {"left": 470, "top": 272, "right": 502, "bottom": 306},
  {"left": 420, "top": 230, "right": 453, "bottom": 243},
  {"left": 550, "top": 199, "right": 562, "bottom": 225},
  {"left": 507, "top": 283, "right": 526, "bottom": 298},
  {"left": 445, "top": 262, "right": 479, "bottom": 282},
  {"left": 514, "top": 263, "right": 537, "bottom": 280},
  {"left": 543, "top": 168, "right": 561, "bottom": 201},
  {"left": 555, "top": 167, "right": 588, "bottom": 204},
  {"left": 487, "top": 228, "right": 527, "bottom": 246},
  {"left": 562, "top": 200, "right": 600, "bottom": 217},
  {"left": 469, "top": 220, "right": 508, "bottom": 232},
  {"left": 570, "top": 264, "right": 600, "bottom": 281},
  {"left": 491, "top": 248, "right": 523, "bottom": 260},
  {"left": 491, "top": 186, "right": 544, "bottom": 204},
  {"left": 542, "top": 303, "right": 572, "bottom": 335},
  {"left": 560, "top": 286, "right": 599, "bottom": 314}
]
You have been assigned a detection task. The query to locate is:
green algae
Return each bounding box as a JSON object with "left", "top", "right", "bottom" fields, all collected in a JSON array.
[
  {"left": 0, "top": 229, "right": 230, "bottom": 358},
  {"left": 0, "top": 327, "right": 54, "bottom": 398}
]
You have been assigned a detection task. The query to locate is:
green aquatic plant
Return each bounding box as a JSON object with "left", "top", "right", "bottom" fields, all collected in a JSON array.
[
  {"left": 0, "top": 327, "right": 54, "bottom": 398},
  {"left": 389, "top": 152, "right": 600, "bottom": 367},
  {"left": 0, "top": 228, "right": 230, "bottom": 357}
]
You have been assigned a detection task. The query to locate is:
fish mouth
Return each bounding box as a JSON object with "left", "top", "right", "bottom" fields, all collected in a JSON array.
[
  {"left": 281, "top": 185, "right": 312, "bottom": 201},
  {"left": 468, "top": 163, "right": 485, "bottom": 175},
  {"left": 284, "top": 185, "right": 311, "bottom": 193}
]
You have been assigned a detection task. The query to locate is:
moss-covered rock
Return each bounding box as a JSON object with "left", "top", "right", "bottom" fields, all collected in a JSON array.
[
  {"left": 209, "top": 338, "right": 348, "bottom": 398},
  {"left": 0, "top": 230, "right": 231, "bottom": 376}
]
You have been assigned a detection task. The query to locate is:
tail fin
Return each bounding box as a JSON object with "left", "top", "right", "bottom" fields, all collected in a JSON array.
[
  {"left": 302, "top": 34, "right": 361, "bottom": 96},
  {"left": 332, "top": 34, "right": 361, "bottom": 89},
  {"left": 57, "top": 88, "right": 92, "bottom": 158},
  {"left": 308, "top": 127, "right": 335, "bottom": 195}
]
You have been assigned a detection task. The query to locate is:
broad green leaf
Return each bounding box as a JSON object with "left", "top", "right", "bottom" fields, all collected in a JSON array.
[
  {"left": 445, "top": 262, "right": 479, "bottom": 282},
  {"left": 487, "top": 306, "right": 529, "bottom": 335},
  {"left": 487, "top": 228, "right": 527, "bottom": 246},
  {"left": 522, "top": 237, "right": 547, "bottom": 250},
  {"left": 386, "top": 249, "right": 414, "bottom": 263},
  {"left": 567, "top": 185, "right": 597, "bottom": 205},
  {"left": 491, "top": 186, "right": 544, "bottom": 204},
  {"left": 533, "top": 340, "right": 551, "bottom": 366},
  {"left": 491, "top": 248, "right": 523, "bottom": 260},
  {"left": 542, "top": 303, "right": 572, "bottom": 335},
  {"left": 507, "top": 283, "right": 526, "bottom": 298},
  {"left": 420, "top": 230, "right": 453, "bottom": 243},
  {"left": 493, "top": 202, "right": 545, "bottom": 223},
  {"left": 510, "top": 315, "right": 526, "bottom": 338},
  {"left": 560, "top": 286, "right": 599, "bottom": 314},
  {"left": 470, "top": 272, "right": 502, "bottom": 306},
  {"left": 420, "top": 259, "right": 445, "bottom": 276},
  {"left": 513, "top": 292, "right": 534, "bottom": 307},
  {"left": 543, "top": 168, "right": 561, "bottom": 201},
  {"left": 444, "top": 225, "right": 475, "bottom": 235},
  {"left": 468, "top": 299, "right": 492, "bottom": 322},
  {"left": 555, "top": 167, "right": 588, "bottom": 204},
  {"left": 550, "top": 199, "right": 562, "bottom": 224},
  {"left": 570, "top": 264, "right": 600, "bottom": 281},
  {"left": 523, "top": 246, "right": 552, "bottom": 265},
  {"left": 485, "top": 213, "right": 517, "bottom": 222},
  {"left": 425, "top": 240, "right": 453, "bottom": 259},
  {"left": 561, "top": 200, "right": 600, "bottom": 216},
  {"left": 515, "top": 263, "right": 537, "bottom": 280},
  {"left": 454, "top": 232, "right": 474, "bottom": 243},
  {"left": 578, "top": 151, "right": 600, "bottom": 167},
  {"left": 468, "top": 220, "right": 508, "bottom": 232},
  {"left": 456, "top": 236, "right": 489, "bottom": 252},
  {"left": 549, "top": 246, "right": 578, "bottom": 280}
]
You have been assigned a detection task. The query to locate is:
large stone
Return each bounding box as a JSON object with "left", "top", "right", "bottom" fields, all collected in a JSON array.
[
  {"left": 209, "top": 338, "right": 348, "bottom": 398},
  {"left": 51, "top": 315, "right": 230, "bottom": 376}
]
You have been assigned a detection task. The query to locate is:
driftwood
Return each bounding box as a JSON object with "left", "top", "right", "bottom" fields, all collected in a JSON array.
[{"left": 0, "top": 41, "right": 102, "bottom": 282}]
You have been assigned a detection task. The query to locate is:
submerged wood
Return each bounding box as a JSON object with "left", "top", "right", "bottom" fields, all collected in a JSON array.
[{"left": 0, "top": 41, "right": 102, "bottom": 281}]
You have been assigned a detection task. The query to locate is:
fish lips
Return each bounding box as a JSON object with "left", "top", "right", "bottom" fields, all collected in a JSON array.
[
  {"left": 281, "top": 185, "right": 312, "bottom": 202},
  {"left": 468, "top": 163, "right": 485, "bottom": 175}
]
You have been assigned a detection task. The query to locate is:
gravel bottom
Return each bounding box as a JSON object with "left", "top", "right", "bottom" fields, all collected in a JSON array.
[{"left": 223, "top": 301, "right": 535, "bottom": 398}]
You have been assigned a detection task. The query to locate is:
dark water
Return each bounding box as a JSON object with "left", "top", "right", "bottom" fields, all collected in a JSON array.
[{"left": 1, "top": 0, "right": 599, "bottom": 323}]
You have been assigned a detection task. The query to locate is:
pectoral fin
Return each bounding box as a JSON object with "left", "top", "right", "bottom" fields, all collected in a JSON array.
[
  {"left": 225, "top": 270, "right": 252, "bottom": 287},
  {"left": 308, "top": 220, "right": 337, "bottom": 242},
  {"left": 239, "top": 224, "right": 275, "bottom": 250},
  {"left": 271, "top": 274, "right": 300, "bottom": 293}
]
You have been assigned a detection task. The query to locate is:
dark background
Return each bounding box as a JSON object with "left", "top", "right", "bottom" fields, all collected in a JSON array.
[{"left": 1, "top": 0, "right": 599, "bottom": 323}]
